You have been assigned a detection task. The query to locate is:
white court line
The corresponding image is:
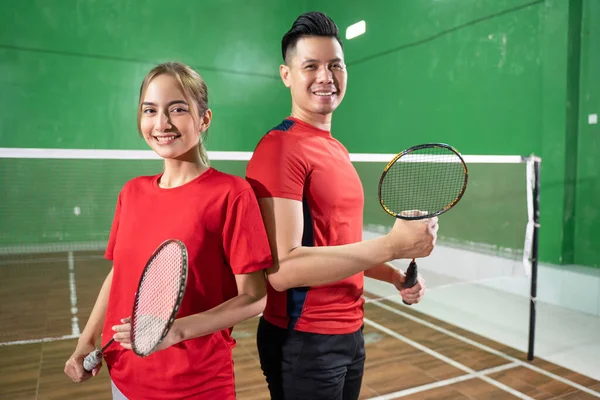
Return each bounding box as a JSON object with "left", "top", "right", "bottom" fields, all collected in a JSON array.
[
  {"left": 367, "top": 362, "right": 520, "bottom": 400},
  {"left": 35, "top": 342, "right": 44, "bottom": 399},
  {"left": 361, "top": 280, "right": 499, "bottom": 305},
  {"left": 363, "top": 317, "right": 535, "bottom": 400},
  {"left": 0, "top": 254, "right": 106, "bottom": 266},
  {"left": 0, "top": 251, "right": 82, "bottom": 347},
  {"left": 362, "top": 275, "right": 519, "bottom": 303},
  {"left": 0, "top": 240, "right": 107, "bottom": 255},
  {"left": 67, "top": 251, "right": 80, "bottom": 336},
  {"left": 0, "top": 334, "right": 79, "bottom": 346},
  {"left": 365, "top": 296, "right": 600, "bottom": 398}
]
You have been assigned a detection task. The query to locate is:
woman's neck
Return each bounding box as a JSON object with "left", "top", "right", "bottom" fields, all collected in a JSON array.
[{"left": 159, "top": 157, "right": 208, "bottom": 188}]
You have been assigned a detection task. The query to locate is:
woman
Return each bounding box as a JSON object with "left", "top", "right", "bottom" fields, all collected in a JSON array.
[{"left": 64, "top": 62, "right": 272, "bottom": 399}]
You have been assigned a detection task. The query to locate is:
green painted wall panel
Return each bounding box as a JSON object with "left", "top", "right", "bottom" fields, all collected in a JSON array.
[
  {"left": 0, "top": 0, "right": 287, "bottom": 77},
  {"left": 312, "top": 0, "right": 543, "bottom": 155},
  {"left": 0, "top": 0, "right": 294, "bottom": 150},
  {"left": 574, "top": 0, "right": 600, "bottom": 266},
  {"left": 538, "top": 0, "right": 571, "bottom": 265}
]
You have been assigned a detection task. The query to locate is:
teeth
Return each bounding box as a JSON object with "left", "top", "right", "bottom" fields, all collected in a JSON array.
[
  {"left": 314, "top": 92, "right": 333, "bottom": 96},
  {"left": 156, "top": 136, "right": 177, "bottom": 142}
]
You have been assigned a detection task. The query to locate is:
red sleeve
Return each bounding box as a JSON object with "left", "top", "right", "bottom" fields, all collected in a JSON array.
[
  {"left": 222, "top": 188, "right": 273, "bottom": 275},
  {"left": 104, "top": 191, "right": 122, "bottom": 261},
  {"left": 245, "top": 133, "right": 308, "bottom": 201}
]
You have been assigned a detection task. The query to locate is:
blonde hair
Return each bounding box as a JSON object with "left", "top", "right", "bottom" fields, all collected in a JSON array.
[{"left": 137, "top": 62, "right": 210, "bottom": 166}]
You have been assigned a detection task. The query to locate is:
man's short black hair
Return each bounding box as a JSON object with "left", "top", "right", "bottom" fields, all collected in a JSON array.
[{"left": 281, "top": 11, "right": 343, "bottom": 63}]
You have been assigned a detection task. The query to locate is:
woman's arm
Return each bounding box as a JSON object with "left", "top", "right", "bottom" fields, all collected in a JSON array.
[
  {"left": 64, "top": 267, "right": 113, "bottom": 382},
  {"left": 112, "top": 269, "right": 267, "bottom": 351}
]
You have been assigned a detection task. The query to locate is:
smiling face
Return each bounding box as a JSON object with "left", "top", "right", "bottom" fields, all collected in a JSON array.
[
  {"left": 280, "top": 36, "right": 347, "bottom": 119},
  {"left": 138, "top": 73, "right": 210, "bottom": 161}
]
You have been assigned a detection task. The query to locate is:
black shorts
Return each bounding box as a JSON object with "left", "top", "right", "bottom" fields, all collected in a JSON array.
[{"left": 256, "top": 317, "right": 366, "bottom": 400}]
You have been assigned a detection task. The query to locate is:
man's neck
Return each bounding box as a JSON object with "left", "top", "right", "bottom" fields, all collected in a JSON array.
[{"left": 290, "top": 107, "right": 332, "bottom": 132}]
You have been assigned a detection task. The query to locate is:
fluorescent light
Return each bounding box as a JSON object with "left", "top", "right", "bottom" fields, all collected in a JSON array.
[{"left": 346, "top": 20, "right": 366, "bottom": 40}]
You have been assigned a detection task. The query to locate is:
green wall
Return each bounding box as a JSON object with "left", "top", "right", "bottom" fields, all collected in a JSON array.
[
  {"left": 313, "top": 0, "right": 543, "bottom": 155},
  {"left": 574, "top": 0, "right": 600, "bottom": 266},
  {"left": 0, "top": 0, "right": 294, "bottom": 151}
]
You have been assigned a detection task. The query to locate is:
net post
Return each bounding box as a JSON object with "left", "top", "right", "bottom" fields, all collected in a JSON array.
[{"left": 527, "top": 157, "right": 541, "bottom": 361}]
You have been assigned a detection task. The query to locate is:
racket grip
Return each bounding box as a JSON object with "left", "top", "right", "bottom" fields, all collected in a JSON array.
[
  {"left": 82, "top": 349, "right": 102, "bottom": 372},
  {"left": 402, "top": 260, "right": 418, "bottom": 306}
]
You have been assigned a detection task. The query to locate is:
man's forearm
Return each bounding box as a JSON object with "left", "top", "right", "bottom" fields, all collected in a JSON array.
[
  {"left": 267, "top": 236, "right": 394, "bottom": 291},
  {"left": 364, "top": 262, "right": 396, "bottom": 283}
]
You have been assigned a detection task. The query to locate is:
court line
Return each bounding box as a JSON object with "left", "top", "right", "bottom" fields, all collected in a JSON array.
[
  {"left": 363, "top": 317, "right": 535, "bottom": 400},
  {"left": 0, "top": 240, "right": 107, "bottom": 255},
  {"left": 0, "top": 254, "right": 106, "bottom": 266},
  {"left": 362, "top": 278, "right": 512, "bottom": 303},
  {"left": 68, "top": 251, "right": 81, "bottom": 336},
  {"left": 35, "top": 341, "right": 44, "bottom": 400},
  {"left": 3, "top": 291, "right": 594, "bottom": 396},
  {"left": 0, "top": 315, "right": 266, "bottom": 346},
  {"left": 365, "top": 296, "right": 600, "bottom": 398},
  {"left": 367, "top": 362, "right": 520, "bottom": 400},
  {"left": 0, "top": 334, "right": 79, "bottom": 346}
]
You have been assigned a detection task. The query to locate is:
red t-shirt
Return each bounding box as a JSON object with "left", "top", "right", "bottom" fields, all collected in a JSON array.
[
  {"left": 102, "top": 167, "right": 272, "bottom": 399},
  {"left": 246, "top": 117, "right": 365, "bottom": 335}
]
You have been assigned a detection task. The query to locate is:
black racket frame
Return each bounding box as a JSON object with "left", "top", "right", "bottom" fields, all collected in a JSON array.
[{"left": 377, "top": 142, "right": 468, "bottom": 221}]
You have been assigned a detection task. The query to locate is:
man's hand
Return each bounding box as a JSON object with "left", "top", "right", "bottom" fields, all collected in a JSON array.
[{"left": 391, "top": 268, "right": 426, "bottom": 305}]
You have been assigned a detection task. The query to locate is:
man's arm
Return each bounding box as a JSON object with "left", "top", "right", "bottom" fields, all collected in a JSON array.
[
  {"left": 259, "top": 197, "right": 437, "bottom": 291},
  {"left": 364, "top": 262, "right": 426, "bottom": 304},
  {"left": 365, "top": 262, "right": 396, "bottom": 283}
]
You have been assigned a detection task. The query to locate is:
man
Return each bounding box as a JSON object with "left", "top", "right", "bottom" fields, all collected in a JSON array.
[{"left": 245, "top": 11, "right": 438, "bottom": 400}]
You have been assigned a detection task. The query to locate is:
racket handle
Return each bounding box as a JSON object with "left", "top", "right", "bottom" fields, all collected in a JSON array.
[
  {"left": 402, "top": 259, "right": 418, "bottom": 306},
  {"left": 82, "top": 338, "right": 114, "bottom": 372},
  {"left": 82, "top": 349, "right": 102, "bottom": 372}
]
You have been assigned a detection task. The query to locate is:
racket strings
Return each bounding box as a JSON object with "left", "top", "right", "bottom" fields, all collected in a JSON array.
[
  {"left": 132, "top": 241, "right": 185, "bottom": 356},
  {"left": 381, "top": 148, "right": 466, "bottom": 217}
]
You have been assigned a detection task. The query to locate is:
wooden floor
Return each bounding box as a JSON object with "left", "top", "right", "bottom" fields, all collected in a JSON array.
[{"left": 1, "top": 252, "right": 599, "bottom": 399}]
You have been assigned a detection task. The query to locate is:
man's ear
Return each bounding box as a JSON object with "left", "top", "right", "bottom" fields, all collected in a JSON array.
[{"left": 280, "top": 64, "right": 292, "bottom": 88}]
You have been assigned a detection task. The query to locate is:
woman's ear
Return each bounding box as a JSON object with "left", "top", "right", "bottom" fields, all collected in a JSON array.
[{"left": 199, "top": 109, "right": 212, "bottom": 133}]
